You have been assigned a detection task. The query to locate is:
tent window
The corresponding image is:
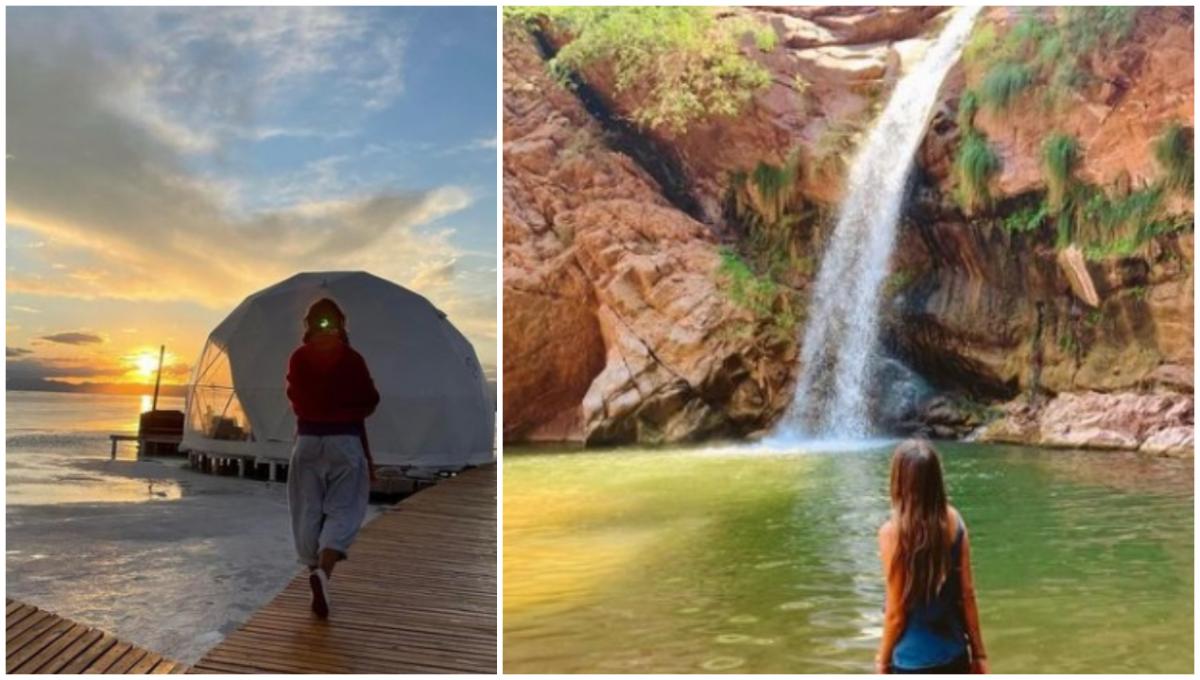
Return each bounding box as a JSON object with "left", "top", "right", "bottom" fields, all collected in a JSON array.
[{"left": 187, "top": 340, "right": 253, "bottom": 441}]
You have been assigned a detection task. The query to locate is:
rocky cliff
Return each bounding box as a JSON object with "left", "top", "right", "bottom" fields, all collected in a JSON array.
[
  {"left": 503, "top": 7, "right": 1194, "bottom": 454},
  {"left": 888, "top": 7, "right": 1194, "bottom": 454},
  {"left": 504, "top": 33, "right": 796, "bottom": 444}
]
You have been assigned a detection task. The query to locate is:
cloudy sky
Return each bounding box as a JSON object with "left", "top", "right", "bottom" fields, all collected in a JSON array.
[{"left": 7, "top": 6, "right": 497, "bottom": 390}]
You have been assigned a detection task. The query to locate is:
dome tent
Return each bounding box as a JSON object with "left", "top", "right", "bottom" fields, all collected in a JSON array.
[{"left": 181, "top": 271, "right": 493, "bottom": 472}]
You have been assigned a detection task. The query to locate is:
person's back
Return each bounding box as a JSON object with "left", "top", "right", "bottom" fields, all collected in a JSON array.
[
  {"left": 284, "top": 297, "right": 380, "bottom": 620},
  {"left": 876, "top": 439, "right": 988, "bottom": 674},
  {"left": 287, "top": 333, "right": 378, "bottom": 428},
  {"left": 889, "top": 512, "right": 967, "bottom": 671}
]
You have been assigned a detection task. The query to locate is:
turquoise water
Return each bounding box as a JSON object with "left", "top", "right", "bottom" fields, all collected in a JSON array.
[{"left": 503, "top": 442, "right": 1193, "bottom": 673}]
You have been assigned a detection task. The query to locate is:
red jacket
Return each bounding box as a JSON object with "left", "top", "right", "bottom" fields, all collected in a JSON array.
[{"left": 286, "top": 334, "right": 380, "bottom": 425}]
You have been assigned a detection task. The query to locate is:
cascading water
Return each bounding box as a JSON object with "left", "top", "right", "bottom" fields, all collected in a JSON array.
[{"left": 773, "top": 7, "right": 981, "bottom": 441}]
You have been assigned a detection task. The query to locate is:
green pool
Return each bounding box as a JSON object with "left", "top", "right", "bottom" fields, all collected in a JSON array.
[{"left": 503, "top": 442, "right": 1193, "bottom": 673}]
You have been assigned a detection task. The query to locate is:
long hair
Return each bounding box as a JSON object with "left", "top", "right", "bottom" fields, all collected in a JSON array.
[
  {"left": 302, "top": 297, "right": 349, "bottom": 344},
  {"left": 888, "top": 438, "right": 951, "bottom": 610}
]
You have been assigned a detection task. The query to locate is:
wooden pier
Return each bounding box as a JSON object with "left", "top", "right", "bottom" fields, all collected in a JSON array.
[
  {"left": 190, "top": 464, "right": 496, "bottom": 674},
  {"left": 6, "top": 600, "right": 188, "bottom": 674}
]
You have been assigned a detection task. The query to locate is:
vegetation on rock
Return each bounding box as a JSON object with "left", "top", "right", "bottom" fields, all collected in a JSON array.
[
  {"left": 1000, "top": 200, "right": 1049, "bottom": 235},
  {"left": 717, "top": 248, "right": 799, "bottom": 341},
  {"left": 1042, "top": 132, "right": 1080, "bottom": 212},
  {"left": 965, "top": 8, "right": 1140, "bottom": 109},
  {"left": 504, "top": 6, "right": 774, "bottom": 134},
  {"left": 1029, "top": 129, "right": 1193, "bottom": 258},
  {"left": 978, "top": 62, "right": 1032, "bottom": 111},
  {"left": 955, "top": 89, "right": 980, "bottom": 132},
  {"left": 955, "top": 131, "right": 1000, "bottom": 214},
  {"left": 1154, "top": 123, "right": 1195, "bottom": 194},
  {"left": 728, "top": 153, "right": 804, "bottom": 250}
]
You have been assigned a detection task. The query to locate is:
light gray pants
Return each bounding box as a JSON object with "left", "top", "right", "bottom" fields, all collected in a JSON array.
[{"left": 287, "top": 434, "right": 370, "bottom": 567}]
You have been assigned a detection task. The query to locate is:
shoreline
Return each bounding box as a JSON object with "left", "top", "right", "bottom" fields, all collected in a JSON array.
[{"left": 6, "top": 443, "right": 384, "bottom": 664}]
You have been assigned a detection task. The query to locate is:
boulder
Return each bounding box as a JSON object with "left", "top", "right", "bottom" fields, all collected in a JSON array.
[
  {"left": 1140, "top": 426, "right": 1195, "bottom": 457},
  {"left": 979, "top": 390, "right": 1194, "bottom": 455}
]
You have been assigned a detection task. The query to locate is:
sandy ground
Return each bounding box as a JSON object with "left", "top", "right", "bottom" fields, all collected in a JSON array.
[{"left": 6, "top": 453, "right": 381, "bottom": 664}]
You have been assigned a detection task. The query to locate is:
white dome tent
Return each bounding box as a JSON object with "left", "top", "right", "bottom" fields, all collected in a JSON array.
[{"left": 181, "top": 271, "right": 494, "bottom": 474}]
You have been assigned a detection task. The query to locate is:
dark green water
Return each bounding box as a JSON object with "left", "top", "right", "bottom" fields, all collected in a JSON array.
[{"left": 503, "top": 442, "right": 1193, "bottom": 673}]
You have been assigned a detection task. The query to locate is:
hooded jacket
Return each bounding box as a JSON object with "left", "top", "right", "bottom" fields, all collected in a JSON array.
[{"left": 286, "top": 333, "right": 380, "bottom": 436}]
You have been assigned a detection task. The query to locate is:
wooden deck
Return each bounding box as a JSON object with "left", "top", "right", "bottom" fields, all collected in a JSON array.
[
  {"left": 191, "top": 464, "right": 496, "bottom": 674},
  {"left": 5, "top": 600, "right": 187, "bottom": 674}
]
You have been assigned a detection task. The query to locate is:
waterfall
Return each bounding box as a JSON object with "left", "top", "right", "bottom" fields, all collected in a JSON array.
[{"left": 774, "top": 8, "right": 981, "bottom": 441}]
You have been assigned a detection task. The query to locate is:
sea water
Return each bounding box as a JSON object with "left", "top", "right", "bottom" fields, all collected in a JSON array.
[{"left": 6, "top": 391, "right": 297, "bottom": 663}]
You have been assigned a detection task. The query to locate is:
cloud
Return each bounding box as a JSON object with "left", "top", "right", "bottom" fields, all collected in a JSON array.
[
  {"left": 40, "top": 332, "right": 105, "bottom": 345},
  {"left": 410, "top": 258, "right": 458, "bottom": 288},
  {"left": 7, "top": 347, "right": 34, "bottom": 357},
  {"left": 6, "top": 357, "right": 126, "bottom": 381},
  {"left": 88, "top": 7, "right": 408, "bottom": 153},
  {"left": 6, "top": 7, "right": 495, "bottom": 370},
  {"left": 6, "top": 8, "right": 470, "bottom": 309},
  {"left": 440, "top": 137, "right": 498, "bottom": 156}
]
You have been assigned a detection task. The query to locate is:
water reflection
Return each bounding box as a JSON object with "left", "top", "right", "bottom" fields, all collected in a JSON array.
[
  {"left": 8, "top": 477, "right": 184, "bottom": 506},
  {"left": 7, "top": 392, "right": 190, "bottom": 505}
]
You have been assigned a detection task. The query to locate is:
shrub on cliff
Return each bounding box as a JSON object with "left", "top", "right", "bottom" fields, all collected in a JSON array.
[
  {"left": 728, "top": 153, "right": 804, "bottom": 247},
  {"left": 955, "top": 131, "right": 1000, "bottom": 214},
  {"left": 956, "top": 90, "right": 980, "bottom": 132},
  {"left": 979, "top": 62, "right": 1032, "bottom": 111},
  {"left": 1154, "top": 123, "right": 1194, "bottom": 194},
  {"left": 507, "top": 7, "right": 774, "bottom": 134},
  {"left": 1042, "top": 132, "right": 1080, "bottom": 213},
  {"left": 965, "top": 7, "right": 1140, "bottom": 108},
  {"left": 717, "top": 248, "right": 798, "bottom": 341},
  {"left": 1035, "top": 129, "right": 1191, "bottom": 259}
]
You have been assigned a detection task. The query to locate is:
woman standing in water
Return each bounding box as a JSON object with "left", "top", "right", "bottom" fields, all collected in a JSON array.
[
  {"left": 286, "top": 297, "right": 380, "bottom": 619},
  {"left": 875, "top": 439, "right": 988, "bottom": 674}
]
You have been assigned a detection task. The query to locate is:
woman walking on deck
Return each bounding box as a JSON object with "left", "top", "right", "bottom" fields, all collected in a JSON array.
[
  {"left": 875, "top": 439, "right": 988, "bottom": 674},
  {"left": 286, "top": 297, "right": 380, "bottom": 619}
]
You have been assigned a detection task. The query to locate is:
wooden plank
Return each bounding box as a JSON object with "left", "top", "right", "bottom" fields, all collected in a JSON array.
[
  {"left": 11, "top": 622, "right": 89, "bottom": 673},
  {"left": 83, "top": 642, "right": 133, "bottom": 674},
  {"left": 125, "top": 651, "right": 163, "bottom": 674},
  {"left": 104, "top": 647, "right": 149, "bottom": 674},
  {"left": 4, "top": 601, "right": 187, "bottom": 674},
  {"left": 59, "top": 635, "right": 120, "bottom": 674},
  {"left": 7, "top": 614, "right": 63, "bottom": 656},
  {"left": 148, "top": 660, "right": 179, "bottom": 674},
  {"left": 36, "top": 628, "right": 105, "bottom": 674},
  {"left": 192, "top": 464, "right": 496, "bottom": 674},
  {"left": 6, "top": 604, "right": 39, "bottom": 630},
  {"left": 7, "top": 618, "right": 74, "bottom": 671}
]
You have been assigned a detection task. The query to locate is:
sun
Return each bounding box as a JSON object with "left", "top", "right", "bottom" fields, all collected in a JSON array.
[{"left": 133, "top": 352, "right": 161, "bottom": 378}]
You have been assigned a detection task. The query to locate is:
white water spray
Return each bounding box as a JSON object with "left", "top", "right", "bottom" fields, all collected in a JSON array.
[{"left": 774, "top": 8, "right": 981, "bottom": 441}]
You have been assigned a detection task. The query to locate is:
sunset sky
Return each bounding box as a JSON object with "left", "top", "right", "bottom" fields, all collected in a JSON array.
[{"left": 6, "top": 6, "right": 497, "bottom": 390}]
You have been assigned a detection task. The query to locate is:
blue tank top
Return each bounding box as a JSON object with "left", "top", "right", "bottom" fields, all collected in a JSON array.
[{"left": 890, "top": 516, "right": 968, "bottom": 671}]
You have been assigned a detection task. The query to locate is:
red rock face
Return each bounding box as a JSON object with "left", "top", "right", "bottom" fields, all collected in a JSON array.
[
  {"left": 503, "top": 34, "right": 795, "bottom": 444},
  {"left": 557, "top": 7, "right": 952, "bottom": 226},
  {"left": 894, "top": 7, "right": 1194, "bottom": 408},
  {"left": 972, "top": 8, "right": 1194, "bottom": 201}
]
